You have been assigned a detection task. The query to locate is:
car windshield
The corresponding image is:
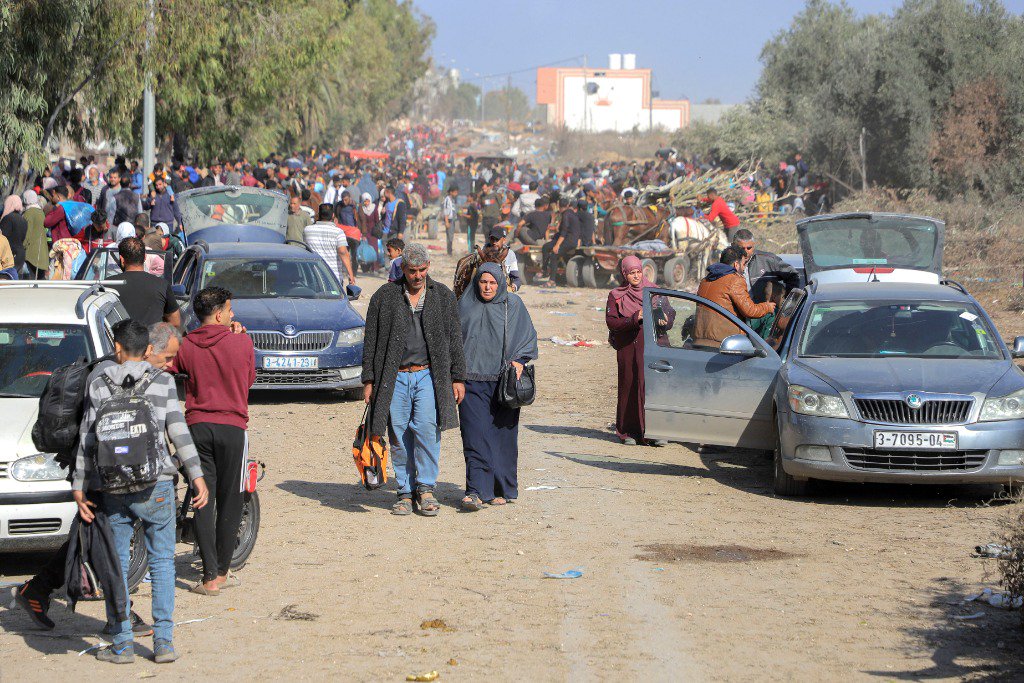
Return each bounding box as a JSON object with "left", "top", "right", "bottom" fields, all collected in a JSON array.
[
  {"left": 0, "top": 325, "right": 91, "bottom": 397},
  {"left": 802, "top": 217, "right": 939, "bottom": 272},
  {"left": 200, "top": 258, "right": 342, "bottom": 299},
  {"left": 798, "top": 300, "right": 1003, "bottom": 359}
]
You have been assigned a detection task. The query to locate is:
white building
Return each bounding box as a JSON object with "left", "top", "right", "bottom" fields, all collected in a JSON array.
[{"left": 537, "top": 54, "right": 689, "bottom": 132}]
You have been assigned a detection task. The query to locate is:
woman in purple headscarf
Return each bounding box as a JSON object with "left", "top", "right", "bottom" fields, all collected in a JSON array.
[{"left": 605, "top": 256, "right": 672, "bottom": 445}]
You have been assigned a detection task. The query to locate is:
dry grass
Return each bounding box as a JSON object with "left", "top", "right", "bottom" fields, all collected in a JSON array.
[{"left": 998, "top": 505, "right": 1024, "bottom": 628}]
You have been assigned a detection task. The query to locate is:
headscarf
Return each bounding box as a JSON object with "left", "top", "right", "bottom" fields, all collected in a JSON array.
[
  {"left": 360, "top": 192, "right": 375, "bottom": 216},
  {"left": 2, "top": 195, "right": 23, "bottom": 220},
  {"left": 22, "top": 190, "right": 40, "bottom": 208},
  {"left": 114, "top": 222, "right": 136, "bottom": 244},
  {"left": 609, "top": 255, "right": 655, "bottom": 318},
  {"left": 458, "top": 262, "right": 538, "bottom": 381},
  {"left": 154, "top": 222, "right": 170, "bottom": 236}
]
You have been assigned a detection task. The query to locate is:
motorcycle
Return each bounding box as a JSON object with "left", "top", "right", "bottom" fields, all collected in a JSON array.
[{"left": 125, "top": 463, "right": 264, "bottom": 593}]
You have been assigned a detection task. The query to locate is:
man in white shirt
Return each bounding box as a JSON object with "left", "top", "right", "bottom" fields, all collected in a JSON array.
[
  {"left": 304, "top": 203, "right": 356, "bottom": 286},
  {"left": 322, "top": 175, "right": 346, "bottom": 206},
  {"left": 511, "top": 181, "right": 540, "bottom": 222}
]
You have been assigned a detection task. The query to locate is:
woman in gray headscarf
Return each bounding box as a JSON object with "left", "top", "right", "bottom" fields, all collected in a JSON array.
[
  {"left": 457, "top": 262, "right": 538, "bottom": 510},
  {"left": 21, "top": 190, "right": 48, "bottom": 278}
]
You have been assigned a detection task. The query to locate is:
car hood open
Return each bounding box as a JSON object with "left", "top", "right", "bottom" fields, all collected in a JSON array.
[
  {"left": 230, "top": 297, "right": 364, "bottom": 333},
  {"left": 793, "top": 357, "right": 1012, "bottom": 396}
]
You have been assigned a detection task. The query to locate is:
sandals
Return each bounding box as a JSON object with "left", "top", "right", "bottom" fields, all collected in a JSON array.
[
  {"left": 487, "top": 497, "right": 507, "bottom": 506},
  {"left": 190, "top": 583, "right": 220, "bottom": 596},
  {"left": 460, "top": 494, "right": 486, "bottom": 512},
  {"left": 414, "top": 491, "right": 440, "bottom": 517},
  {"left": 391, "top": 498, "right": 413, "bottom": 516},
  {"left": 219, "top": 571, "right": 241, "bottom": 589}
]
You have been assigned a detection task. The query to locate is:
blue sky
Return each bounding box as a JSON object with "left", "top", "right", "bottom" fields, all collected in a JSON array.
[{"left": 413, "top": 0, "right": 1024, "bottom": 104}]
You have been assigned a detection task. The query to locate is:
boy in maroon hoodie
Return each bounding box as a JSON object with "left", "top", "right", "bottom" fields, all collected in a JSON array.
[{"left": 170, "top": 286, "right": 255, "bottom": 595}]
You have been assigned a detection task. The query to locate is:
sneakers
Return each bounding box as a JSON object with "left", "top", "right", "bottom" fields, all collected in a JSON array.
[
  {"left": 96, "top": 643, "right": 135, "bottom": 664},
  {"left": 13, "top": 582, "right": 55, "bottom": 630},
  {"left": 102, "top": 610, "right": 153, "bottom": 637},
  {"left": 153, "top": 639, "right": 179, "bottom": 664}
]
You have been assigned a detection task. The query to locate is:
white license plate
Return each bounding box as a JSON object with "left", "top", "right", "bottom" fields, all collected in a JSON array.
[
  {"left": 874, "top": 431, "right": 957, "bottom": 450},
  {"left": 262, "top": 356, "right": 319, "bottom": 370}
]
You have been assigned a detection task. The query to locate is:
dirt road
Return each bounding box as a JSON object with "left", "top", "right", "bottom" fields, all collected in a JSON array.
[{"left": 2, "top": 236, "right": 1023, "bottom": 681}]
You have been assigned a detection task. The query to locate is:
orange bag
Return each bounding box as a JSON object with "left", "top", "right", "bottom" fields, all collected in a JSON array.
[{"left": 352, "top": 406, "right": 388, "bottom": 490}]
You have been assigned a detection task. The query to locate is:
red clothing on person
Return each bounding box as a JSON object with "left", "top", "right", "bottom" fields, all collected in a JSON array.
[
  {"left": 44, "top": 205, "right": 73, "bottom": 241},
  {"left": 704, "top": 196, "right": 740, "bottom": 229},
  {"left": 170, "top": 324, "right": 256, "bottom": 429}
]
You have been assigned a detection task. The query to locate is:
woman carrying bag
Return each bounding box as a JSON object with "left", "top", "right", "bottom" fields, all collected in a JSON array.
[{"left": 457, "top": 262, "right": 538, "bottom": 511}]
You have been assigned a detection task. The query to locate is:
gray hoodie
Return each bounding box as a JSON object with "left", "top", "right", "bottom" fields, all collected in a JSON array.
[{"left": 72, "top": 360, "right": 202, "bottom": 492}]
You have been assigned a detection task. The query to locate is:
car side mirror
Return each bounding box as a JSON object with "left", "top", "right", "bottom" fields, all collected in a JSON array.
[
  {"left": 346, "top": 284, "right": 362, "bottom": 301},
  {"left": 171, "top": 283, "right": 187, "bottom": 298},
  {"left": 720, "top": 334, "right": 760, "bottom": 357},
  {"left": 1012, "top": 336, "right": 1024, "bottom": 359}
]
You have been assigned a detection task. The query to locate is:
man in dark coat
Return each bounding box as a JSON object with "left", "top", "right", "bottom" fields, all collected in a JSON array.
[
  {"left": 361, "top": 242, "right": 466, "bottom": 517},
  {"left": 732, "top": 229, "right": 801, "bottom": 304}
]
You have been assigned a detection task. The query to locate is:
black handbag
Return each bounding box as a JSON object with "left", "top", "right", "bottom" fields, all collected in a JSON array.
[{"left": 497, "top": 300, "right": 536, "bottom": 409}]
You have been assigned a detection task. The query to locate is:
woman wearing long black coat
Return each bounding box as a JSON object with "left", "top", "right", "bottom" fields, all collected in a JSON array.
[{"left": 457, "top": 262, "right": 538, "bottom": 510}]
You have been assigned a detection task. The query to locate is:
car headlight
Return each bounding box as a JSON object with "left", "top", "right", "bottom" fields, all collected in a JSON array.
[
  {"left": 10, "top": 453, "right": 65, "bottom": 482},
  {"left": 336, "top": 327, "right": 364, "bottom": 347},
  {"left": 788, "top": 385, "right": 849, "bottom": 418},
  {"left": 980, "top": 388, "right": 1024, "bottom": 422}
]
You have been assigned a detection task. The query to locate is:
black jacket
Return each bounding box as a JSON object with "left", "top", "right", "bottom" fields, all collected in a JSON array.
[
  {"left": 65, "top": 509, "right": 128, "bottom": 623},
  {"left": 361, "top": 277, "right": 467, "bottom": 437},
  {"left": 746, "top": 249, "right": 801, "bottom": 303}
]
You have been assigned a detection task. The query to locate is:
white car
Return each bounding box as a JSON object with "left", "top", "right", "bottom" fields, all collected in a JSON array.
[{"left": 0, "top": 282, "right": 126, "bottom": 552}]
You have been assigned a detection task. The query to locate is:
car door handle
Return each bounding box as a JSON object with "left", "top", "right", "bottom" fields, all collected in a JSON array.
[{"left": 648, "top": 360, "right": 673, "bottom": 372}]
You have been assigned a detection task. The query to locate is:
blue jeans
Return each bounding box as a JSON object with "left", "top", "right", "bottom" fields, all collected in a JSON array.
[
  {"left": 389, "top": 369, "right": 441, "bottom": 496},
  {"left": 103, "top": 480, "right": 176, "bottom": 646}
]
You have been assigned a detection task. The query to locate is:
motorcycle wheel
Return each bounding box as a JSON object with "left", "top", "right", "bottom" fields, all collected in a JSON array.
[
  {"left": 230, "top": 491, "right": 261, "bottom": 571},
  {"left": 126, "top": 523, "right": 149, "bottom": 594}
]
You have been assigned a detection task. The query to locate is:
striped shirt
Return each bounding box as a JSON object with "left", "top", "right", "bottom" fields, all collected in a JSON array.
[
  {"left": 73, "top": 360, "right": 202, "bottom": 492},
  {"left": 304, "top": 221, "right": 347, "bottom": 284}
]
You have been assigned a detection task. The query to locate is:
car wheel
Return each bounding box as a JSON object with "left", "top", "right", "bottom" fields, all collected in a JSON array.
[{"left": 773, "top": 429, "right": 810, "bottom": 497}]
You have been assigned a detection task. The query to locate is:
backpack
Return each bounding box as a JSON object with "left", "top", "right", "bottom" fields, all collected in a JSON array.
[
  {"left": 93, "top": 371, "right": 163, "bottom": 493},
  {"left": 352, "top": 406, "right": 388, "bottom": 490},
  {"left": 32, "top": 355, "right": 114, "bottom": 469}
]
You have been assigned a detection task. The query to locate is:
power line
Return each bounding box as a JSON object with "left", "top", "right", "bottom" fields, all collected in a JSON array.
[{"left": 459, "top": 54, "right": 586, "bottom": 82}]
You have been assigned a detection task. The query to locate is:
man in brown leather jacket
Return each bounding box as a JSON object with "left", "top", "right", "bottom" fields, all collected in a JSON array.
[{"left": 693, "top": 246, "right": 776, "bottom": 348}]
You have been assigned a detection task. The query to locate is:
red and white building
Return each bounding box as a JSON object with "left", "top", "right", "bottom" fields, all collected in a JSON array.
[{"left": 537, "top": 53, "right": 689, "bottom": 132}]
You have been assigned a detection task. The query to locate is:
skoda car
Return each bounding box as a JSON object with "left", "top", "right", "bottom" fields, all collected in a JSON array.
[
  {"left": 639, "top": 212, "right": 1024, "bottom": 495},
  {"left": 172, "top": 241, "right": 364, "bottom": 391},
  {"left": 0, "top": 282, "right": 126, "bottom": 551}
]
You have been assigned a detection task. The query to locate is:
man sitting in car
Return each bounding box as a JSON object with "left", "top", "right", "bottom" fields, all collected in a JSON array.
[{"left": 692, "top": 246, "right": 776, "bottom": 349}]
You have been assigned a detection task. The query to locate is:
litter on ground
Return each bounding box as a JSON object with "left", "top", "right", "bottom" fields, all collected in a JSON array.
[{"left": 544, "top": 569, "right": 584, "bottom": 579}]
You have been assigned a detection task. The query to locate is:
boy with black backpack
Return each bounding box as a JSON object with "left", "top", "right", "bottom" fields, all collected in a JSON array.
[{"left": 72, "top": 320, "right": 209, "bottom": 665}]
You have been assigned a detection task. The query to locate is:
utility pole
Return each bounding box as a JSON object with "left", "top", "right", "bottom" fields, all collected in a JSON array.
[
  {"left": 859, "top": 127, "right": 867, "bottom": 191},
  {"left": 505, "top": 74, "right": 512, "bottom": 144},
  {"left": 142, "top": 0, "right": 155, "bottom": 194},
  {"left": 582, "top": 54, "right": 588, "bottom": 132},
  {"left": 480, "top": 78, "right": 486, "bottom": 123}
]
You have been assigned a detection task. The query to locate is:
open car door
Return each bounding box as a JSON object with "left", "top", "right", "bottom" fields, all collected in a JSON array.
[
  {"left": 642, "top": 288, "right": 782, "bottom": 448},
  {"left": 797, "top": 212, "right": 944, "bottom": 285}
]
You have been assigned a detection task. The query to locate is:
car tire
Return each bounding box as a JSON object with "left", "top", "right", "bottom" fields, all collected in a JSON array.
[
  {"left": 230, "top": 492, "right": 260, "bottom": 571},
  {"left": 565, "top": 256, "right": 585, "bottom": 288},
  {"left": 126, "top": 522, "right": 149, "bottom": 594},
  {"left": 773, "top": 429, "right": 810, "bottom": 497}
]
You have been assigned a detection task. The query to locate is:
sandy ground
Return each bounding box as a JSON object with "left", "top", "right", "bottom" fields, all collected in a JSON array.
[{"left": 2, "top": 231, "right": 1023, "bottom": 681}]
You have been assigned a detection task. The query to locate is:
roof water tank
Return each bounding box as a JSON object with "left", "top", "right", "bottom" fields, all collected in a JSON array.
[
  {"left": 609, "top": 53, "right": 622, "bottom": 70},
  {"left": 623, "top": 53, "right": 636, "bottom": 70}
]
